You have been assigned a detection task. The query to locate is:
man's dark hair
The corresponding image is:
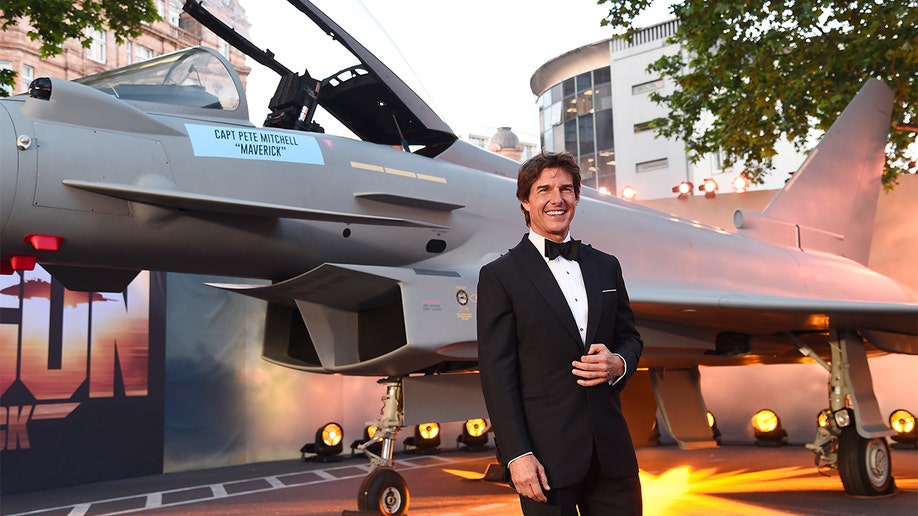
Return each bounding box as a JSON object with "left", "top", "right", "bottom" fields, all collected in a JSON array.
[{"left": 516, "top": 151, "right": 582, "bottom": 226}]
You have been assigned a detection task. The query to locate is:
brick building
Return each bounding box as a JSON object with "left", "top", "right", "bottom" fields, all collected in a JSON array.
[{"left": 0, "top": 0, "right": 251, "bottom": 95}]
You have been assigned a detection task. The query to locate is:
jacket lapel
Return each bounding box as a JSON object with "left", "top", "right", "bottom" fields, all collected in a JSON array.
[
  {"left": 579, "top": 245, "right": 603, "bottom": 348},
  {"left": 509, "top": 236, "right": 582, "bottom": 345}
]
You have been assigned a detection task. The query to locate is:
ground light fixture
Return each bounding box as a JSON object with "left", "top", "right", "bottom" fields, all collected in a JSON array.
[
  {"left": 457, "top": 418, "right": 490, "bottom": 451},
  {"left": 672, "top": 181, "right": 693, "bottom": 199},
  {"left": 699, "top": 178, "right": 718, "bottom": 198},
  {"left": 621, "top": 185, "right": 637, "bottom": 201},
  {"left": 751, "top": 409, "right": 787, "bottom": 446},
  {"left": 889, "top": 409, "right": 917, "bottom": 449},
  {"left": 403, "top": 422, "right": 441, "bottom": 454},
  {"left": 301, "top": 421, "right": 344, "bottom": 462},
  {"left": 732, "top": 173, "right": 750, "bottom": 193}
]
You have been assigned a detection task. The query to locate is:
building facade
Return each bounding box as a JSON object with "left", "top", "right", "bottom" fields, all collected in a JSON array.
[
  {"left": 0, "top": 0, "right": 251, "bottom": 95},
  {"left": 531, "top": 19, "right": 792, "bottom": 201}
]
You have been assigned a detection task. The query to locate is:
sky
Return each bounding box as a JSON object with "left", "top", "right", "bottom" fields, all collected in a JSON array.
[{"left": 236, "top": 0, "right": 673, "bottom": 142}]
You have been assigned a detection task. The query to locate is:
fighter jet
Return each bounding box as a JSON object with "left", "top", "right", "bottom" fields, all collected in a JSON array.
[{"left": 0, "top": 0, "right": 915, "bottom": 512}]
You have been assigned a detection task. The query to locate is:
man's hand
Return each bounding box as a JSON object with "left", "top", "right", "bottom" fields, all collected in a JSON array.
[
  {"left": 572, "top": 343, "right": 623, "bottom": 386},
  {"left": 509, "top": 454, "right": 550, "bottom": 502}
]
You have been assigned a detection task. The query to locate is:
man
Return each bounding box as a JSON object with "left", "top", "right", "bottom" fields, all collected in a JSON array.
[{"left": 477, "top": 151, "right": 643, "bottom": 515}]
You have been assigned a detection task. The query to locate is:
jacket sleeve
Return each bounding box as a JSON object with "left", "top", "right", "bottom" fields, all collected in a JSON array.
[
  {"left": 611, "top": 260, "right": 643, "bottom": 390},
  {"left": 476, "top": 263, "right": 532, "bottom": 465}
]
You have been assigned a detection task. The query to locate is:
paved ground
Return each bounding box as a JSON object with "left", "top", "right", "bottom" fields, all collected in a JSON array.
[{"left": 2, "top": 444, "right": 916, "bottom": 515}]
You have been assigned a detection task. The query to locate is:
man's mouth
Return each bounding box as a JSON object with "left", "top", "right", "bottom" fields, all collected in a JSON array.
[{"left": 546, "top": 209, "right": 566, "bottom": 216}]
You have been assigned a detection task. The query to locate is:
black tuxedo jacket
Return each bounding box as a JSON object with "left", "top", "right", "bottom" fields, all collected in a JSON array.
[{"left": 477, "top": 235, "right": 642, "bottom": 488}]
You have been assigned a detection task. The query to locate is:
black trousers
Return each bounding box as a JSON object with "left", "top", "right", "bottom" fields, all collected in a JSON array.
[{"left": 518, "top": 446, "right": 642, "bottom": 516}]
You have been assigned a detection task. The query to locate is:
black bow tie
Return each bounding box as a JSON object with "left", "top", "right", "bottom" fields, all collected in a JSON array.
[{"left": 545, "top": 239, "right": 581, "bottom": 261}]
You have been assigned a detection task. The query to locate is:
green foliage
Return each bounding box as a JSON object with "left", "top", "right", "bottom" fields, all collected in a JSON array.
[
  {"left": 598, "top": 0, "right": 918, "bottom": 187},
  {"left": 0, "top": 0, "right": 160, "bottom": 95}
]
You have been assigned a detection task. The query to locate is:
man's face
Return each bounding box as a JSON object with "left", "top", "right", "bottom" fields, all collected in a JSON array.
[{"left": 521, "top": 167, "right": 578, "bottom": 243}]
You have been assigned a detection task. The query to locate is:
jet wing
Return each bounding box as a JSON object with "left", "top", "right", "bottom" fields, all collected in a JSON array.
[
  {"left": 62, "top": 179, "right": 448, "bottom": 229},
  {"left": 631, "top": 287, "right": 918, "bottom": 351}
]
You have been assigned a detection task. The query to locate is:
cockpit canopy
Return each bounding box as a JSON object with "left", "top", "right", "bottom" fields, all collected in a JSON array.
[{"left": 75, "top": 47, "right": 248, "bottom": 120}]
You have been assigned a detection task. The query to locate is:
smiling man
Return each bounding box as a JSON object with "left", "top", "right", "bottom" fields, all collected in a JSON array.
[{"left": 477, "top": 151, "right": 644, "bottom": 515}]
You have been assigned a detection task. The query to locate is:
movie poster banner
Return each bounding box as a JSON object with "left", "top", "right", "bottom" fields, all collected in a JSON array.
[{"left": 0, "top": 267, "right": 165, "bottom": 494}]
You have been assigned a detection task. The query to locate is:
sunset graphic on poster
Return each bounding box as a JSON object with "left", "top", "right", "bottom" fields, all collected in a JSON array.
[{"left": 0, "top": 266, "right": 156, "bottom": 462}]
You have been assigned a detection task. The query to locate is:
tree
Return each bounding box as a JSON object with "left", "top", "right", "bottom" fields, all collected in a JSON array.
[
  {"left": 598, "top": 0, "right": 917, "bottom": 187},
  {"left": 0, "top": 0, "right": 160, "bottom": 95}
]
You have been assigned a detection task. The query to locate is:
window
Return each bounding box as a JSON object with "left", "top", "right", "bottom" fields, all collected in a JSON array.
[
  {"left": 577, "top": 115, "right": 594, "bottom": 157},
  {"left": 134, "top": 43, "right": 154, "bottom": 63},
  {"left": 88, "top": 30, "right": 107, "bottom": 63},
  {"left": 595, "top": 109, "right": 614, "bottom": 151},
  {"left": 21, "top": 64, "right": 34, "bottom": 92},
  {"left": 219, "top": 40, "right": 230, "bottom": 59},
  {"left": 580, "top": 154, "right": 596, "bottom": 184},
  {"left": 633, "top": 121, "right": 654, "bottom": 133},
  {"left": 169, "top": 1, "right": 183, "bottom": 25},
  {"left": 593, "top": 82, "right": 613, "bottom": 111},
  {"left": 636, "top": 158, "right": 668, "bottom": 173},
  {"left": 564, "top": 121, "right": 577, "bottom": 156},
  {"left": 632, "top": 79, "right": 664, "bottom": 95}
]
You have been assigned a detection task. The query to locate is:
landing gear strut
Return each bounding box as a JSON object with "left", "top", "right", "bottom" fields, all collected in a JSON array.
[
  {"left": 790, "top": 330, "right": 897, "bottom": 496},
  {"left": 346, "top": 378, "right": 410, "bottom": 516}
]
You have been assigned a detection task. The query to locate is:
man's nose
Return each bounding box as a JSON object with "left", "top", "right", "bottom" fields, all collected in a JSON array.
[{"left": 548, "top": 188, "right": 563, "bottom": 204}]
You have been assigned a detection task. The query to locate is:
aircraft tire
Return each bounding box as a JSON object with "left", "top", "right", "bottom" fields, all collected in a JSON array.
[
  {"left": 838, "top": 426, "right": 895, "bottom": 496},
  {"left": 357, "top": 467, "right": 409, "bottom": 515}
]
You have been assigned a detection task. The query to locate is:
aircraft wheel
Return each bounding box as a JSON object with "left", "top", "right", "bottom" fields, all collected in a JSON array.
[
  {"left": 838, "top": 426, "right": 895, "bottom": 496},
  {"left": 357, "top": 467, "right": 409, "bottom": 515}
]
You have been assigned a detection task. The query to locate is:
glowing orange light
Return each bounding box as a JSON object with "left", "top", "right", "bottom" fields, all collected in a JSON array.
[
  {"left": 465, "top": 419, "right": 487, "bottom": 438},
  {"left": 890, "top": 409, "right": 915, "bottom": 434},
  {"left": 621, "top": 185, "right": 637, "bottom": 201},
  {"left": 752, "top": 409, "right": 779, "bottom": 433},
  {"left": 419, "top": 422, "right": 440, "bottom": 440},
  {"left": 733, "top": 174, "right": 749, "bottom": 193},
  {"left": 321, "top": 422, "right": 343, "bottom": 447}
]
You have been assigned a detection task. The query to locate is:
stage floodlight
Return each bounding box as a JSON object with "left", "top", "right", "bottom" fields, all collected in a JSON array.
[
  {"left": 732, "top": 173, "right": 750, "bottom": 193},
  {"left": 672, "top": 181, "right": 693, "bottom": 199},
  {"left": 889, "top": 409, "right": 917, "bottom": 449},
  {"left": 301, "top": 422, "right": 344, "bottom": 462},
  {"left": 457, "top": 418, "right": 489, "bottom": 451},
  {"left": 699, "top": 178, "right": 718, "bottom": 198},
  {"left": 751, "top": 409, "right": 787, "bottom": 446},
  {"left": 621, "top": 185, "right": 637, "bottom": 201},
  {"left": 403, "top": 422, "right": 441, "bottom": 454},
  {"left": 350, "top": 425, "right": 383, "bottom": 456}
]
